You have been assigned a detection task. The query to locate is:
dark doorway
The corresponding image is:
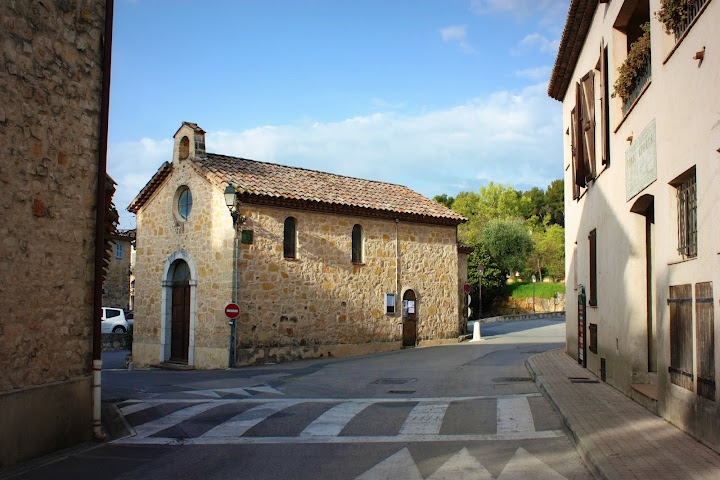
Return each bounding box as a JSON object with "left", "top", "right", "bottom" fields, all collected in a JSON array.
[
  {"left": 402, "top": 289, "right": 417, "bottom": 347},
  {"left": 631, "top": 194, "right": 656, "bottom": 373},
  {"left": 170, "top": 260, "right": 191, "bottom": 363}
]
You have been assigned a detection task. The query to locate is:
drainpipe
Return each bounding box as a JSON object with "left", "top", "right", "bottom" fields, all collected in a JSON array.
[
  {"left": 395, "top": 219, "right": 400, "bottom": 326},
  {"left": 91, "top": 0, "right": 114, "bottom": 442}
]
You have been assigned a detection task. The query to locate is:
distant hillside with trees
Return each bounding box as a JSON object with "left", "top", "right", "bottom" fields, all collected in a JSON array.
[{"left": 435, "top": 179, "right": 564, "bottom": 317}]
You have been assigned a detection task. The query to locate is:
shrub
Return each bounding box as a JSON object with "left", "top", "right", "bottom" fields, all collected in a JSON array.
[
  {"left": 612, "top": 22, "right": 651, "bottom": 101},
  {"left": 655, "top": 0, "right": 695, "bottom": 34}
]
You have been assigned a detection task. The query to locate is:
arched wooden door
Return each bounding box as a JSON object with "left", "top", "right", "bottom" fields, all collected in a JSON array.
[
  {"left": 169, "top": 260, "right": 191, "bottom": 363},
  {"left": 402, "top": 289, "right": 417, "bottom": 347}
]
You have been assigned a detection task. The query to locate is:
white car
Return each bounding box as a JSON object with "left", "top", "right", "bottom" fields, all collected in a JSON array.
[{"left": 102, "top": 307, "right": 129, "bottom": 333}]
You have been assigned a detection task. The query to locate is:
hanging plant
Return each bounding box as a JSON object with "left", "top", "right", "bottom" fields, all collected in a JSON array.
[
  {"left": 612, "top": 22, "right": 651, "bottom": 102},
  {"left": 655, "top": 0, "right": 695, "bottom": 34}
]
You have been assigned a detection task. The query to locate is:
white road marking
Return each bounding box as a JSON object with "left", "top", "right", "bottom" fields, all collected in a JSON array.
[
  {"left": 201, "top": 400, "right": 303, "bottom": 437},
  {"left": 133, "top": 402, "right": 222, "bottom": 438},
  {"left": 119, "top": 402, "right": 155, "bottom": 416},
  {"left": 355, "top": 447, "right": 423, "bottom": 480},
  {"left": 497, "top": 447, "right": 567, "bottom": 479},
  {"left": 426, "top": 447, "right": 493, "bottom": 480},
  {"left": 114, "top": 430, "right": 565, "bottom": 445},
  {"left": 497, "top": 396, "right": 535, "bottom": 434},
  {"left": 398, "top": 401, "right": 448, "bottom": 435},
  {"left": 300, "top": 400, "right": 373, "bottom": 437}
]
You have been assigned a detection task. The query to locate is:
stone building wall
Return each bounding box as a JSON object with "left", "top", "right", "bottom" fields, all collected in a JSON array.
[
  {"left": 103, "top": 238, "right": 133, "bottom": 310},
  {"left": 0, "top": 0, "right": 106, "bottom": 466},
  {"left": 132, "top": 156, "right": 464, "bottom": 369}
]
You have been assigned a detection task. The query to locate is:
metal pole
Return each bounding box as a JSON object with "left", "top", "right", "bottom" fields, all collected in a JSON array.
[{"left": 229, "top": 230, "right": 238, "bottom": 368}]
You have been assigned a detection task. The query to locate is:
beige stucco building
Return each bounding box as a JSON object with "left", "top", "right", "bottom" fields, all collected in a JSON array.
[
  {"left": 0, "top": 0, "right": 112, "bottom": 466},
  {"left": 550, "top": 0, "right": 719, "bottom": 451},
  {"left": 129, "top": 122, "right": 469, "bottom": 370}
]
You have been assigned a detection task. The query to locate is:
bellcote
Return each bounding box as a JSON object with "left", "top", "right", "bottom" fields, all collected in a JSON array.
[{"left": 173, "top": 121, "right": 206, "bottom": 163}]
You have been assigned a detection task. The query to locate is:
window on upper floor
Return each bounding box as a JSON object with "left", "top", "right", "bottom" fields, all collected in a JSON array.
[
  {"left": 283, "top": 217, "right": 297, "bottom": 259},
  {"left": 612, "top": 0, "right": 651, "bottom": 115},
  {"left": 116, "top": 243, "right": 123, "bottom": 260},
  {"left": 657, "top": 0, "right": 710, "bottom": 40},
  {"left": 352, "top": 224, "right": 363, "bottom": 264},
  {"left": 670, "top": 167, "right": 697, "bottom": 259}
]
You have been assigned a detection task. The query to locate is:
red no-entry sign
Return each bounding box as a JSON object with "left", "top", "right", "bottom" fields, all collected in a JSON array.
[{"left": 225, "top": 303, "right": 240, "bottom": 319}]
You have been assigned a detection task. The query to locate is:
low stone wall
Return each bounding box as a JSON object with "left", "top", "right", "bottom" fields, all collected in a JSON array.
[
  {"left": 496, "top": 294, "right": 566, "bottom": 315},
  {"left": 102, "top": 333, "right": 127, "bottom": 351}
]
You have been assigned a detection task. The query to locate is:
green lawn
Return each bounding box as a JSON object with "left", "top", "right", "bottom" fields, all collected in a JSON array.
[{"left": 506, "top": 281, "right": 565, "bottom": 299}]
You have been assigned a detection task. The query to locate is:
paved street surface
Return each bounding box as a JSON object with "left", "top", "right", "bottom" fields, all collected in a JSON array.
[{"left": 2, "top": 318, "right": 595, "bottom": 479}]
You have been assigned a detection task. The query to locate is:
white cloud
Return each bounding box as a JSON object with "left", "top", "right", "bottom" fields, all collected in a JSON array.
[
  {"left": 517, "top": 33, "right": 559, "bottom": 54},
  {"left": 440, "top": 25, "right": 476, "bottom": 53},
  {"left": 108, "top": 84, "right": 563, "bottom": 230},
  {"left": 516, "top": 66, "right": 552, "bottom": 82}
]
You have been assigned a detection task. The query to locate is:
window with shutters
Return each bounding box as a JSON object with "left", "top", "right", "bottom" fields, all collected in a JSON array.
[
  {"left": 598, "top": 43, "right": 610, "bottom": 167},
  {"left": 588, "top": 229, "right": 597, "bottom": 307},
  {"left": 283, "top": 217, "right": 297, "bottom": 259},
  {"left": 695, "top": 282, "right": 715, "bottom": 401},
  {"left": 115, "top": 242, "right": 123, "bottom": 260},
  {"left": 612, "top": 1, "right": 651, "bottom": 114},
  {"left": 670, "top": 167, "right": 697, "bottom": 259},
  {"left": 669, "top": 284, "right": 693, "bottom": 391},
  {"left": 570, "top": 70, "right": 597, "bottom": 199}
]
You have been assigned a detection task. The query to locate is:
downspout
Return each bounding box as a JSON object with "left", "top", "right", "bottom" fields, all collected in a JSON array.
[
  {"left": 92, "top": 0, "right": 114, "bottom": 442},
  {"left": 395, "top": 218, "right": 400, "bottom": 321}
]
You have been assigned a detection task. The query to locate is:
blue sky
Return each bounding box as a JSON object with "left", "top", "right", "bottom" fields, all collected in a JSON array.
[{"left": 108, "top": 0, "right": 570, "bottom": 229}]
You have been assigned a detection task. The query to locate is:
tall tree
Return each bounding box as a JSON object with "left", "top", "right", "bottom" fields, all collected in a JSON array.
[{"left": 482, "top": 218, "right": 534, "bottom": 278}]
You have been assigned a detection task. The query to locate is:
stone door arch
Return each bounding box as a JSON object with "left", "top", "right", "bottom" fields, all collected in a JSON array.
[
  {"left": 161, "top": 251, "right": 197, "bottom": 365},
  {"left": 402, "top": 289, "right": 417, "bottom": 347}
]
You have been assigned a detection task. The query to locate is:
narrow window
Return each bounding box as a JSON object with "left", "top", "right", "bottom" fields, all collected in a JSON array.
[
  {"left": 672, "top": 168, "right": 697, "bottom": 259},
  {"left": 352, "top": 224, "right": 363, "bottom": 263},
  {"left": 284, "top": 217, "right": 297, "bottom": 259},
  {"left": 589, "top": 229, "right": 597, "bottom": 307},
  {"left": 386, "top": 294, "right": 396, "bottom": 315},
  {"left": 589, "top": 323, "right": 598, "bottom": 354},
  {"left": 115, "top": 243, "right": 123, "bottom": 260}
]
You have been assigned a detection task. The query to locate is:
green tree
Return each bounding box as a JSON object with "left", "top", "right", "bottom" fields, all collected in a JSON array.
[
  {"left": 544, "top": 179, "right": 564, "bottom": 227},
  {"left": 529, "top": 224, "right": 565, "bottom": 281},
  {"left": 433, "top": 193, "right": 455, "bottom": 209},
  {"left": 467, "top": 241, "right": 504, "bottom": 318},
  {"left": 482, "top": 218, "right": 534, "bottom": 278}
]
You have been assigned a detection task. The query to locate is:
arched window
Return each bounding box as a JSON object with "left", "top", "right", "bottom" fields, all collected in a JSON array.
[
  {"left": 352, "top": 224, "right": 363, "bottom": 263},
  {"left": 176, "top": 186, "right": 193, "bottom": 221},
  {"left": 284, "top": 217, "right": 297, "bottom": 259}
]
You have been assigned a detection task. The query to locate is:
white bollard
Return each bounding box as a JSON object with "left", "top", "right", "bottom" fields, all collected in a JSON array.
[{"left": 471, "top": 321, "right": 483, "bottom": 342}]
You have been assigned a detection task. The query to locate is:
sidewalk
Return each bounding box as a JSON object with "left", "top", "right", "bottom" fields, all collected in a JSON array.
[{"left": 527, "top": 349, "right": 720, "bottom": 480}]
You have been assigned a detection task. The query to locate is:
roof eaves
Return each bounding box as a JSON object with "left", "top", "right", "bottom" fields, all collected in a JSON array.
[
  {"left": 548, "top": 0, "right": 599, "bottom": 101},
  {"left": 127, "top": 162, "right": 173, "bottom": 214}
]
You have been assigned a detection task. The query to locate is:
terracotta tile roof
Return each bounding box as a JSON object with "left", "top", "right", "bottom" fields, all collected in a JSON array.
[
  {"left": 548, "top": 0, "right": 599, "bottom": 101},
  {"left": 128, "top": 162, "right": 172, "bottom": 214},
  {"left": 196, "top": 153, "right": 466, "bottom": 225}
]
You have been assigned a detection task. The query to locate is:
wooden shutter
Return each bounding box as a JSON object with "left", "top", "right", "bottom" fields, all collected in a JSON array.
[
  {"left": 570, "top": 107, "right": 581, "bottom": 199},
  {"left": 599, "top": 42, "right": 610, "bottom": 166},
  {"left": 669, "top": 284, "right": 694, "bottom": 391},
  {"left": 580, "top": 70, "right": 596, "bottom": 180},
  {"left": 696, "top": 282, "right": 715, "bottom": 401}
]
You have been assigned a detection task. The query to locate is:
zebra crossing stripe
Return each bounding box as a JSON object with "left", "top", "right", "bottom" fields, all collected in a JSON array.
[
  {"left": 119, "top": 401, "right": 155, "bottom": 416},
  {"left": 201, "top": 400, "right": 303, "bottom": 437},
  {"left": 399, "top": 401, "right": 449, "bottom": 435},
  {"left": 300, "top": 400, "right": 373, "bottom": 437},
  {"left": 133, "top": 402, "right": 222, "bottom": 438},
  {"left": 496, "top": 396, "right": 535, "bottom": 434}
]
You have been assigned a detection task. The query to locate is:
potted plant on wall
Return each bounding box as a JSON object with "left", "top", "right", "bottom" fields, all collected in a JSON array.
[
  {"left": 612, "top": 22, "right": 651, "bottom": 103},
  {"left": 655, "top": 0, "right": 696, "bottom": 34}
]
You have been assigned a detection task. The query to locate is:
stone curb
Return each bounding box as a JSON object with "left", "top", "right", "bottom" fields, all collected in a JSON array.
[{"left": 526, "top": 352, "right": 622, "bottom": 480}]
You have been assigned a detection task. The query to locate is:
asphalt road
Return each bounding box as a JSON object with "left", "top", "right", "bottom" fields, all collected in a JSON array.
[{"left": 4, "top": 317, "right": 594, "bottom": 480}]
